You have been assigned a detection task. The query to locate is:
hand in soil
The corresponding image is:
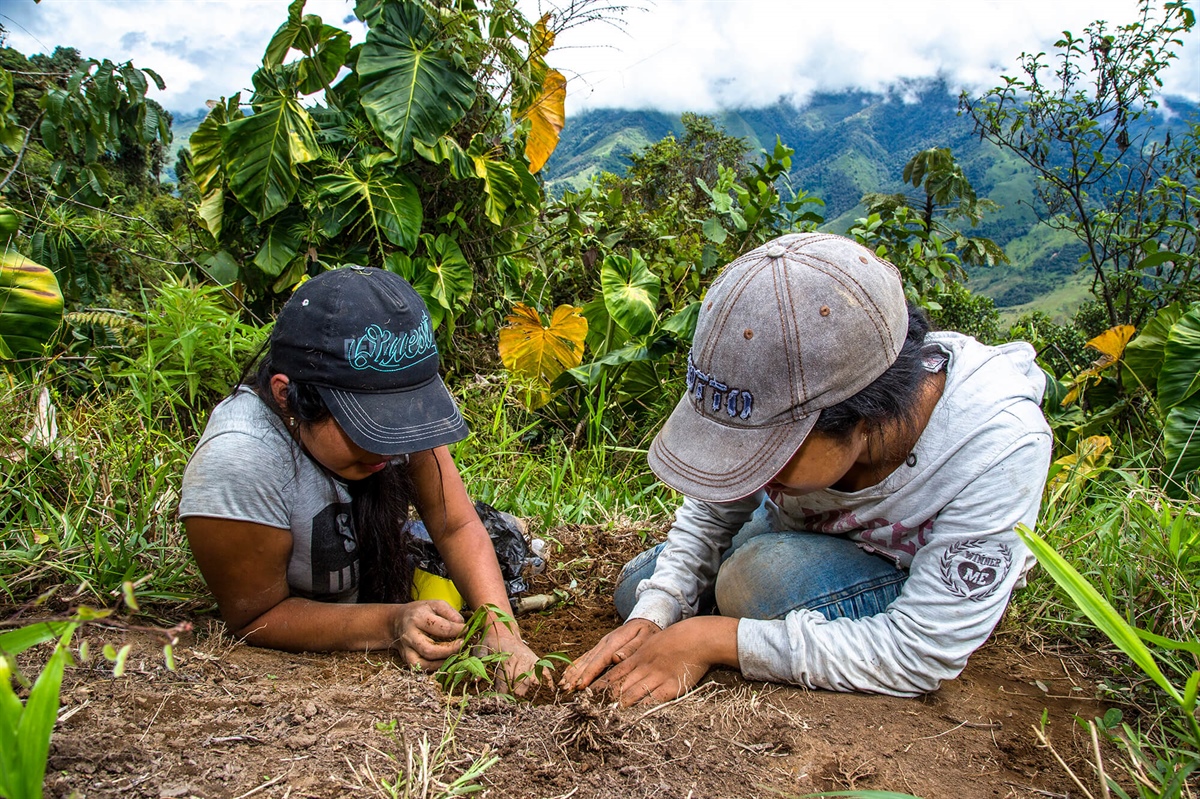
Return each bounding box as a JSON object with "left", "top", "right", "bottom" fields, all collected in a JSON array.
[
  {"left": 559, "top": 618, "right": 661, "bottom": 691},
  {"left": 593, "top": 616, "right": 740, "bottom": 707},
  {"left": 391, "top": 600, "right": 466, "bottom": 669},
  {"left": 485, "top": 626, "right": 544, "bottom": 697}
]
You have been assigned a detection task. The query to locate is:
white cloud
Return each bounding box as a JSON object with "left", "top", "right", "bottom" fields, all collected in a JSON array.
[{"left": 2, "top": 0, "right": 1196, "bottom": 116}]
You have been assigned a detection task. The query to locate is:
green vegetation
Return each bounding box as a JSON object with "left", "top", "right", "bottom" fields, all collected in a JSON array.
[{"left": 1, "top": 0, "right": 1199, "bottom": 796}]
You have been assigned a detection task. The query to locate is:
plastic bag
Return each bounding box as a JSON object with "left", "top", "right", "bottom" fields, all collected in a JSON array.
[{"left": 408, "top": 501, "right": 544, "bottom": 600}]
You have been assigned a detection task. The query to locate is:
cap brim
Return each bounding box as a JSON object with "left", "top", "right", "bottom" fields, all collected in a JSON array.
[
  {"left": 318, "top": 375, "right": 468, "bottom": 456},
  {"left": 648, "top": 393, "right": 818, "bottom": 503}
]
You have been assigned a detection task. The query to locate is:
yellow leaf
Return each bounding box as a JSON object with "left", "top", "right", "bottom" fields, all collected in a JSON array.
[
  {"left": 1085, "top": 325, "right": 1136, "bottom": 361},
  {"left": 498, "top": 303, "right": 586, "bottom": 408},
  {"left": 1047, "top": 435, "right": 1112, "bottom": 495},
  {"left": 530, "top": 14, "right": 555, "bottom": 62},
  {"left": 518, "top": 69, "right": 566, "bottom": 174}
]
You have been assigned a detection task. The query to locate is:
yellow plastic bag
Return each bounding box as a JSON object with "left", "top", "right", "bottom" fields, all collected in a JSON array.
[{"left": 411, "top": 568, "right": 463, "bottom": 610}]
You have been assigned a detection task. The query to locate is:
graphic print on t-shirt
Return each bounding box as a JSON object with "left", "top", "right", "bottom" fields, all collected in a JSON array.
[{"left": 308, "top": 502, "right": 359, "bottom": 596}]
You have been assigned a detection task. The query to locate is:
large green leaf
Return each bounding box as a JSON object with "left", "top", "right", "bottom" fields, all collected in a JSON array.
[
  {"left": 253, "top": 223, "right": 302, "bottom": 277},
  {"left": 1158, "top": 306, "right": 1200, "bottom": 411},
  {"left": 423, "top": 233, "right": 473, "bottom": 312},
  {"left": 383, "top": 252, "right": 444, "bottom": 329},
  {"left": 415, "top": 135, "right": 475, "bottom": 179},
  {"left": 189, "top": 96, "right": 241, "bottom": 238},
  {"left": 0, "top": 251, "right": 63, "bottom": 358},
  {"left": 220, "top": 89, "right": 318, "bottom": 224},
  {"left": 600, "top": 250, "right": 660, "bottom": 337},
  {"left": 264, "top": 2, "right": 353, "bottom": 96},
  {"left": 263, "top": 0, "right": 308, "bottom": 68},
  {"left": 358, "top": 1, "right": 475, "bottom": 161},
  {"left": 315, "top": 158, "right": 422, "bottom": 251},
  {"left": 1122, "top": 301, "right": 1185, "bottom": 395},
  {"left": 1164, "top": 401, "right": 1200, "bottom": 484},
  {"left": 466, "top": 134, "right": 530, "bottom": 225}
]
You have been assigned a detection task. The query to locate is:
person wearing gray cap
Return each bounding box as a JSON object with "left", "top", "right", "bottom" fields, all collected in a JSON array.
[
  {"left": 180, "top": 266, "right": 542, "bottom": 688},
  {"left": 561, "top": 233, "right": 1052, "bottom": 703}
]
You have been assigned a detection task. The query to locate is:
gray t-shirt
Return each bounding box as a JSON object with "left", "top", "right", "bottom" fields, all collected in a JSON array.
[{"left": 179, "top": 387, "right": 360, "bottom": 602}]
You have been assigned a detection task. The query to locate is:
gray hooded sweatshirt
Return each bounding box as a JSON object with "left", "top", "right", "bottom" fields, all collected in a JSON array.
[{"left": 627, "top": 332, "right": 1053, "bottom": 696}]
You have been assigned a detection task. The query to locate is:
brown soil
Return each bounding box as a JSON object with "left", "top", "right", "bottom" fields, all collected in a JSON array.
[{"left": 20, "top": 523, "right": 1119, "bottom": 799}]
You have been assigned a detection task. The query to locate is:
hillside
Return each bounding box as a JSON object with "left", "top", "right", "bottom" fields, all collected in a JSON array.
[{"left": 543, "top": 81, "right": 1198, "bottom": 313}]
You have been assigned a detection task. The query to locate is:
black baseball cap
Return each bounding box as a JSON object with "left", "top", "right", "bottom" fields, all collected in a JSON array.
[{"left": 270, "top": 265, "right": 468, "bottom": 455}]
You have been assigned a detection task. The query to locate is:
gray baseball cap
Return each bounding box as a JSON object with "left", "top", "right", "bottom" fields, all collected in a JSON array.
[{"left": 648, "top": 233, "right": 909, "bottom": 502}]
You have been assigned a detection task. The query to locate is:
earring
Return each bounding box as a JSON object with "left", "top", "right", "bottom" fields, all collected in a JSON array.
[{"left": 288, "top": 417, "right": 296, "bottom": 428}]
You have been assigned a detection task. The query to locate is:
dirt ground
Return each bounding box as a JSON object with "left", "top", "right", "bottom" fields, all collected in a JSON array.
[{"left": 19, "top": 523, "right": 1120, "bottom": 799}]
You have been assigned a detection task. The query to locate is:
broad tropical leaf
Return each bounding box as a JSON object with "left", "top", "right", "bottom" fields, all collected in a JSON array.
[
  {"left": 201, "top": 250, "right": 239, "bottom": 285},
  {"left": 1164, "top": 401, "right": 1200, "bottom": 484},
  {"left": 263, "top": 0, "right": 309, "bottom": 68},
  {"left": 1085, "top": 324, "right": 1136, "bottom": 363},
  {"left": 1062, "top": 324, "right": 1136, "bottom": 406},
  {"left": 1122, "top": 301, "right": 1185, "bottom": 394},
  {"left": 358, "top": 1, "right": 475, "bottom": 161},
  {"left": 0, "top": 251, "right": 63, "bottom": 358},
  {"left": 517, "top": 69, "right": 565, "bottom": 174},
  {"left": 499, "top": 303, "right": 586, "bottom": 408},
  {"left": 265, "top": 1, "right": 352, "bottom": 96},
  {"left": 189, "top": 95, "right": 241, "bottom": 238},
  {"left": 220, "top": 91, "right": 319, "bottom": 224},
  {"left": 1046, "top": 435, "right": 1111, "bottom": 496},
  {"left": 423, "top": 233, "right": 473, "bottom": 312},
  {"left": 253, "top": 223, "right": 302, "bottom": 277},
  {"left": 383, "top": 252, "right": 444, "bottom": 329},
  {"left": 414, "top": 135, "right": 474, "bottom": 179},
  {"left": 316, "top": 160, "right": 422, "bottom": 252},
  {"left": 1157, "top": 306, "right": 1200, "bottom": 411},
  {"left": 663, "top": 301, "right": 701, "bottom": 340},
  {"left": 601, "top": 250, "right": 661, "bottom": 337},
  {"left": 467, "top": 133, "right": 531, "bottom": 225}
]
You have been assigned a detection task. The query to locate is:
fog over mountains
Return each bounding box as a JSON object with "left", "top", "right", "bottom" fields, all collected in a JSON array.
[{"left": 541, "top": 81, "right": 1199, "bottom": 312}]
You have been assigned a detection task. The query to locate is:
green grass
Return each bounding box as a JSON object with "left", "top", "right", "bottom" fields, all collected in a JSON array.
[{"left": 1013, "top": 456, "right": 1200, "bottom": 697}]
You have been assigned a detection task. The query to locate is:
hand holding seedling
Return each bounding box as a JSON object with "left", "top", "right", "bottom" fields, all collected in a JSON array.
[
  {"left": 480, "top": 616, "right": 543, "bottom": 696},
  {"left": 559, "top": 618, "right": 661, "bottom": 692},
  {"left": 389, "top": 599, "right": 467, "bottom": 670}
]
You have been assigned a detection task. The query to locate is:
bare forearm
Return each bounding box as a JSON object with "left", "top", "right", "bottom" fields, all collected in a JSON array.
[
  {"left": 234, "top": 597, "right": 399, "bottom": 652},
  {"left": 687, "top": 616, "right": 740, "bottom": 669},
  {"left": 438, "top": 527, "right": 515, "bottom": 616}
]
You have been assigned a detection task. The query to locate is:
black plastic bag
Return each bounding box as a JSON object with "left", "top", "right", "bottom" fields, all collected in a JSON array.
[{"left": 408, "top": 501, "right": 544, "bottom": 599}]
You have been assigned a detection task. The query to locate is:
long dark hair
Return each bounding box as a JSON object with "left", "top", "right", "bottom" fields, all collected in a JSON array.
[
  {"left": 814, "top": 305, "right": 934, "bottom": 443},
  {"left": 251, "top": 356, "right": 417, "bottom": 604}
]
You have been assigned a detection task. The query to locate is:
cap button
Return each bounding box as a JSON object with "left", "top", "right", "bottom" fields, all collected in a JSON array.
[{"left": 765, "top": 244, "right": 786, "bottom": 259}]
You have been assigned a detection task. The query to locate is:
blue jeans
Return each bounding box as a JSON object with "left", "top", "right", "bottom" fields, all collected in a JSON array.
[{"left": 614, "top": 508, "right": 908, "bottom": 622}]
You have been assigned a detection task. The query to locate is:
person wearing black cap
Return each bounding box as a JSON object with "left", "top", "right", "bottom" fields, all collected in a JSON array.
[
  {"left": 561, "top": 233, "right": 1052, "bottom": 703},
  {"left": 179, "top": 266, "right": 541, "bottom": 682}
]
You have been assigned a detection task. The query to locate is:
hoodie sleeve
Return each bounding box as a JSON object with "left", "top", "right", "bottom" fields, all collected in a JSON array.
[
  {"left": 626, "top": 493, "right": 761, "bottom": 630},
  {"left": 737, "top": 411, "right": 1050, "bottom": 696}
]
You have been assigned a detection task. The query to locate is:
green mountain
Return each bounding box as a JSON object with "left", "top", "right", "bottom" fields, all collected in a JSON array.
[{"left": 543, "top": 81, "right": 1198, "bottom": 315}]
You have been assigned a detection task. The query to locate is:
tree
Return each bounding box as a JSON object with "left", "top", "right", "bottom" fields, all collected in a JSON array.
[
  {"left": 961, "top": 0, "right": 1200, "bottom": 327},
  {"left": 851, "top": 147, "right": 1007, "bottom": 308},
  {"left": 191, "top": 0, "right": 581, "bottom": 342},
  {"left": 0, "top": 36, "right": 177, "bottom": 306}
]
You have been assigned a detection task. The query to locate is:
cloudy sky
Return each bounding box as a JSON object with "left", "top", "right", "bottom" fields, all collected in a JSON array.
[{"left": 2, "top": 0, "right": 1197, "bottom": 116}]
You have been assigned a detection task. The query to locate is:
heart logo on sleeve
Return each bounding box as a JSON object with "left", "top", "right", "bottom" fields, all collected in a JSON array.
[{"left": 940, "top": 540, "right": 1013, "bottom": 601}]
